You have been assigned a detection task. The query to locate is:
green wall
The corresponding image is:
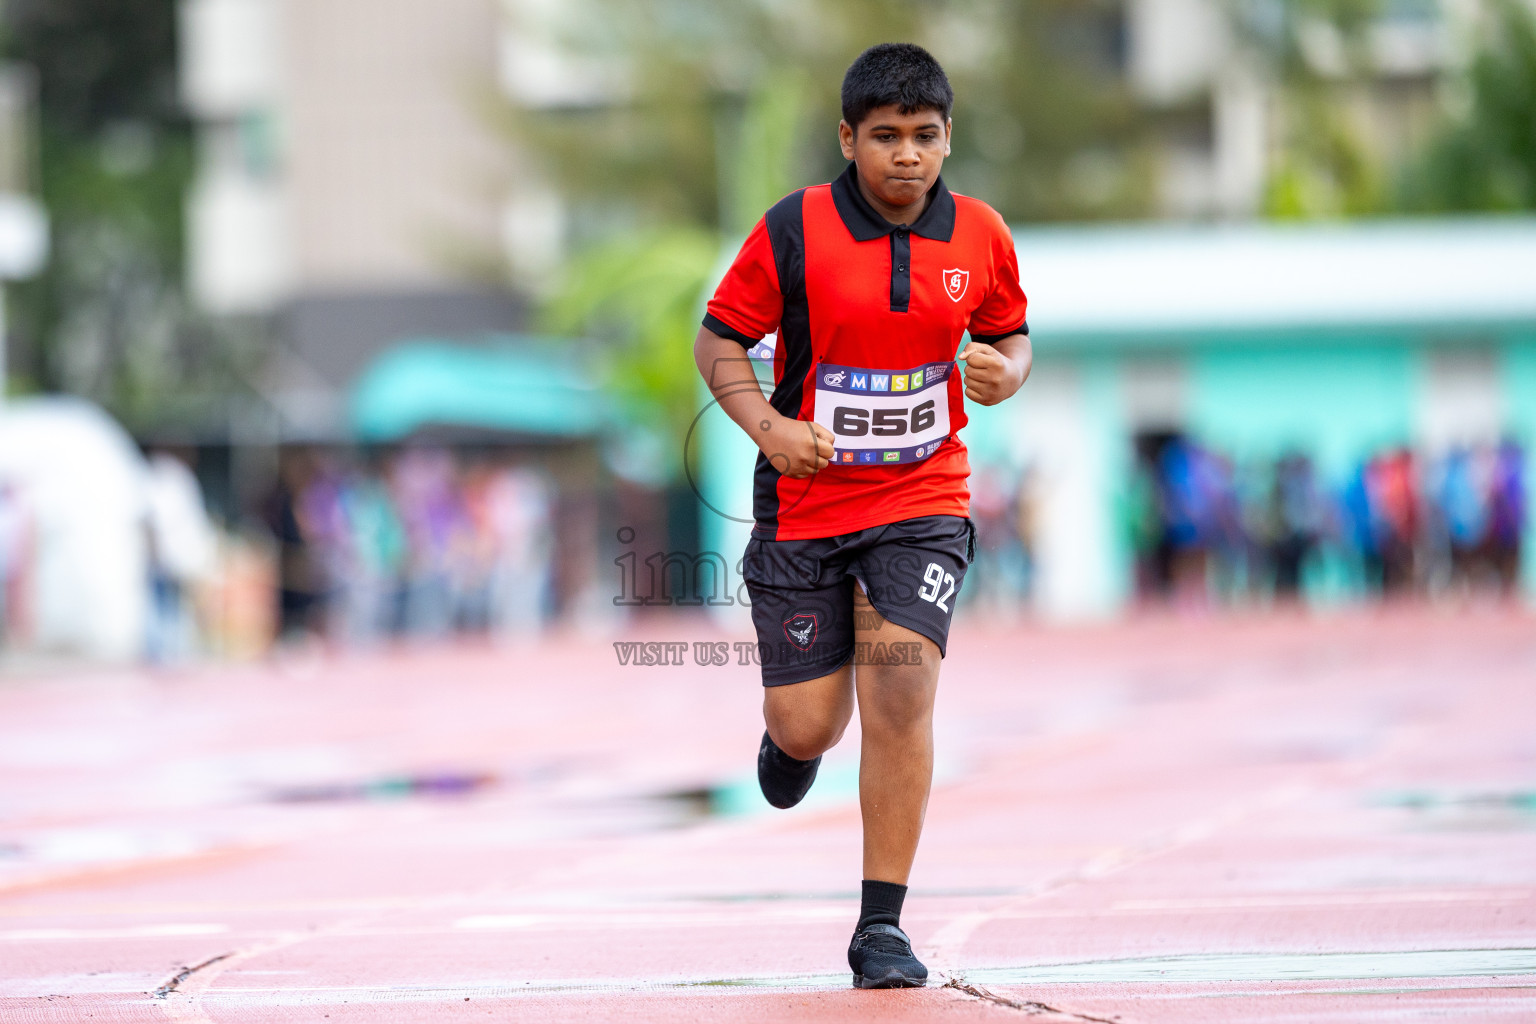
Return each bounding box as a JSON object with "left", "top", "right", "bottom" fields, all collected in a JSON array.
[{"left": 1187, "top": 342, "right": 1417, "bottom": 479}]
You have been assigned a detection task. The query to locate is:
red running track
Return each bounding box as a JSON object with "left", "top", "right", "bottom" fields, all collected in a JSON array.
[{"left": 1, "top": 607, "right": 1534, "bottom": 1022}]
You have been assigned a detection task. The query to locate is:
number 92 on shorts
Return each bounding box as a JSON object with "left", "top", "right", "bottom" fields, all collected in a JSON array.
[{"left": 814, "top": 361, "right": 955, "bottom": 466}]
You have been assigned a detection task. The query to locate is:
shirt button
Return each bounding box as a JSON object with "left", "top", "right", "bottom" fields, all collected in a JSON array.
[{"left": 898, "top": 264, "right": 906, "bottom": 271}]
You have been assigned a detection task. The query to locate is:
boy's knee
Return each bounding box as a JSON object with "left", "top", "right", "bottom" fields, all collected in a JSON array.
[
  {"left": 859, "top": 668, "right": 936, "bottom": 736},
  {"left": 771, "top": 717, "right": 847, "bottom": 760}
]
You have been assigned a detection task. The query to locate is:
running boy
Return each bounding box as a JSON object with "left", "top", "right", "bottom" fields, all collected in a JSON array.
[{"left": 694, "top": 43, "right": 1031, "bottom": 988}]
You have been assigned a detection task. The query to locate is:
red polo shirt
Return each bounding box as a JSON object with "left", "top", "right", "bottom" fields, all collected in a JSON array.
[{"left": 704, "top": 162, "right": 1029, "bottom": 541}]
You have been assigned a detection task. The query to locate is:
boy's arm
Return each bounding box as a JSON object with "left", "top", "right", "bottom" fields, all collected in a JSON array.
[
  {"left": 958, "top": 333, "right": 1032, "bottom": 407},
  {"left": 693, "top": 327, "right": 833, "bottom": 479}
]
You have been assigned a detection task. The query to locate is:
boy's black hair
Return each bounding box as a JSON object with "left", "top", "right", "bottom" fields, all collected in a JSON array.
[{"left": 840, "top": 43, "right": 953, "bottom": 132}]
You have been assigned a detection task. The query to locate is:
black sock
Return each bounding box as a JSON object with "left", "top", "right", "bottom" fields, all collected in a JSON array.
[{"left": 857, "top": 879, "right": 908, "bottom": 932}]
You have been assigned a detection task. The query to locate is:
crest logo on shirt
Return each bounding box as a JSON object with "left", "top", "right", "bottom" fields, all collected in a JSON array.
[
  {"left": 943, "top": 268, "right": 969, "bottom": 302},
  {"left": 783, "top": 612, "right": 818, "bottom": 650}
]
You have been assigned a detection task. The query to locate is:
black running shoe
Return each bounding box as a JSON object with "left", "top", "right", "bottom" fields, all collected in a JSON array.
[
  {"left": 849, "top": 923, "right": 928, "bottom": 988},
  {"left": 757, "top": 730, "right": 821, "bottom": 809}
]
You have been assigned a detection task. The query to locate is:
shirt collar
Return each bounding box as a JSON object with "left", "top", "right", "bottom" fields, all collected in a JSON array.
[{"left": 831, "top": 161, "right": 956, "bottom": 243}]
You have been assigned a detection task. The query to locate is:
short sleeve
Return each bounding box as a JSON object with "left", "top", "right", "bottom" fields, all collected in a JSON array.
[
  {"left": 703, "top": 217, "right": 783, "bottom": 347},
  {"left": 968, "top": 226, "right": 1029, "bottom": 344}
]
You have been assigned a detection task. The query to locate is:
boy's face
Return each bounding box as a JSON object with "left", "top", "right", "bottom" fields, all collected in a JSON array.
[{"left": 838, "top": 105, "right": 951, "bottom": 211}]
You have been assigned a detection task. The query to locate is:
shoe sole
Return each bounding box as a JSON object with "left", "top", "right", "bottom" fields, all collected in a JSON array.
[{"left": 852, "top": 970, "right": 927, "bottom": 989}]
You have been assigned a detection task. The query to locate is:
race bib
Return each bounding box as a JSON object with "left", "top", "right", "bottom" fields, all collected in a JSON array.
[{"left": 813, "top": 361, "right": 954, "bottom": 466}]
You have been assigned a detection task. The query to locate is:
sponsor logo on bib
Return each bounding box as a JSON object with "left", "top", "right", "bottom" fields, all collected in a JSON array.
[{"left": 822, "top": 370, "right": 846, "bottom": 386}]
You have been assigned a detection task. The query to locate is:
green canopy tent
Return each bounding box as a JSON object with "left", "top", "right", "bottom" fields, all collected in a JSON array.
[{"left": 348, "top": 339, "right": 608, "bottom": 442}]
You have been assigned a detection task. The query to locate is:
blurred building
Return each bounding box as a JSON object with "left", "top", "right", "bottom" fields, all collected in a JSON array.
[
  {"left": 983, "top": 217, "right": 1536, "bottom": 615},
  {"left": 1127, "top": 0, "right": 1463, "bottom": 218},
  {"left": 179, "top": 0, "right": 529, "bottom": 435},
  {"left": 700, "top": 218, "right": 1536, "bottom": 620},
  {"left": 175, "top": 0, "right": 1536, "bottom": 627},
  {"left": 176, "top": 0, "right": 622, "bottom": 633},
  {"left": 0, "top": 60, "right": 48, "bottom": 392}
]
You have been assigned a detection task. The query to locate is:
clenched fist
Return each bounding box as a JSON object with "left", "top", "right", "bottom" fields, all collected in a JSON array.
[
  {"left": 757, "top": 413, "right": 835, "bottom": 478},
  {"left": 959, "top": 338, "right": 1031, "bottom": 406}
]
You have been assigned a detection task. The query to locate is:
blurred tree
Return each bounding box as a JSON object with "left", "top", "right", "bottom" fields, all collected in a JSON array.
[
  {"left": 2, "top": 0, "right": 247, "bottom": 425},
  {"left": 513, "top": 0, "right": 1150, "bottom": 234},
  {"left": 1238, "top": 0, "right": 1393, "bottom": 218},
  {"left": 1397, "top": 0, "right": 1536, "bottom": 211},
  {"left": 514, "top": 0, "right": 1152, "bottom": 478}
]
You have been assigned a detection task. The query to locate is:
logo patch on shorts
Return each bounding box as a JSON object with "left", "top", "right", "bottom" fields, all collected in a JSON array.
[{"left": 783, "top": 612, "right": 818, "bottom": 651}]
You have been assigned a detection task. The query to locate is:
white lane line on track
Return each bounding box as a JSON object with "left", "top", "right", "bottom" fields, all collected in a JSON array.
[
  {"left": 963, "top": 948, "right": 1536, "bottom": 985},
  {"left": 127, "top": 948, "right": 1536, "bottom": 1008},
  {"left": 0, "top": 923, "right": 228, "bottom": 940},
  {"left": 0, "top": 972, "right": 165, "bottom": 998},
  {"left": 177, "top": 973, "right": 853, "bottom": 1005},
  {"left": 1106, "top": 890, "right": 1533, "bottom": 911},
  {"left": 452, "top": 906, "right": 852, "bottom": 930}
]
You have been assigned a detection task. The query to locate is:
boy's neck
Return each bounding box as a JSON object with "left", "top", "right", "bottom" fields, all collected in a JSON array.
[{"left": 855, "top": 167, "right": 932, "bottom": 227}]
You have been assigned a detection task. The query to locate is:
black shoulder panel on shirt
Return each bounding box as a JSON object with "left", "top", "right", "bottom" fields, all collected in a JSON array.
[
  {"left": 755, "top": 189, "right": 811, "bottom": 538},
  {"left": 764, "top": 190, "right": 806, "bottom": 300}
]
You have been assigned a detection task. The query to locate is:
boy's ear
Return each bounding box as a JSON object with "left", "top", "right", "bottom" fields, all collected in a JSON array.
[
  {"left": 838, "top": 119, "right": 857, "bottom": 161},
  {"left": 944, "top": 116, "right": 953, "bottom": 157}
]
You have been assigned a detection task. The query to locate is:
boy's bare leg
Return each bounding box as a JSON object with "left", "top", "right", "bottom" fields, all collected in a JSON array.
[
  {"left": 763, "top": 662, "right": 855, "bottom": 762},
  {"left": 852, "top": 586, "right": 941, "bottom": 884}
]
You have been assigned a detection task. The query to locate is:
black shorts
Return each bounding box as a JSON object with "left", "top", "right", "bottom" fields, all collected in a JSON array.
[{"left": 742, "top": 514, "right": 976, "bottom": 687}]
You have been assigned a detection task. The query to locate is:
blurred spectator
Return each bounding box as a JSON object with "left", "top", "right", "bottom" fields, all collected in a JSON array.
[
  {"left": 0, "top": 482, "right": 29, "bottom": 647},
  {"left": 389, "top": 448, "right": 466, "bottom": 640},
  {"left": 336, "top": 468, "right": 406, "bottom": 645},
  {"left": 481, "top": 465, "right": 554, "bottom": 640},
  {"left": 1489, "top": 441, "right": 1526, "bottom": 595},
  {"left": 1367, "top": 449, "right": 1420, "bottom": 596},
  {"left": 264, "top": 450, "right": 325, "bottom": 641},
  {"left": 965, "top": 463, "right": 1032, "bottom": 615},
  {"left": 1153, "top": 437, "right": 1223, "bottom": 604},
  {"left": 1127, "top": 434, "right": 1524, "bottom": 608},
  {"left": 144, "top": 451, "right": 217, "bottom": 662},
  {"left": 1269, "top": 454, "right": 1321, "bottom": 600},
  {"left": 1341, "top": 461, "right": 1381, "bottom": 592},
  {"left": 260, "top": 445, "right": 557, "bottom": 648}
]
